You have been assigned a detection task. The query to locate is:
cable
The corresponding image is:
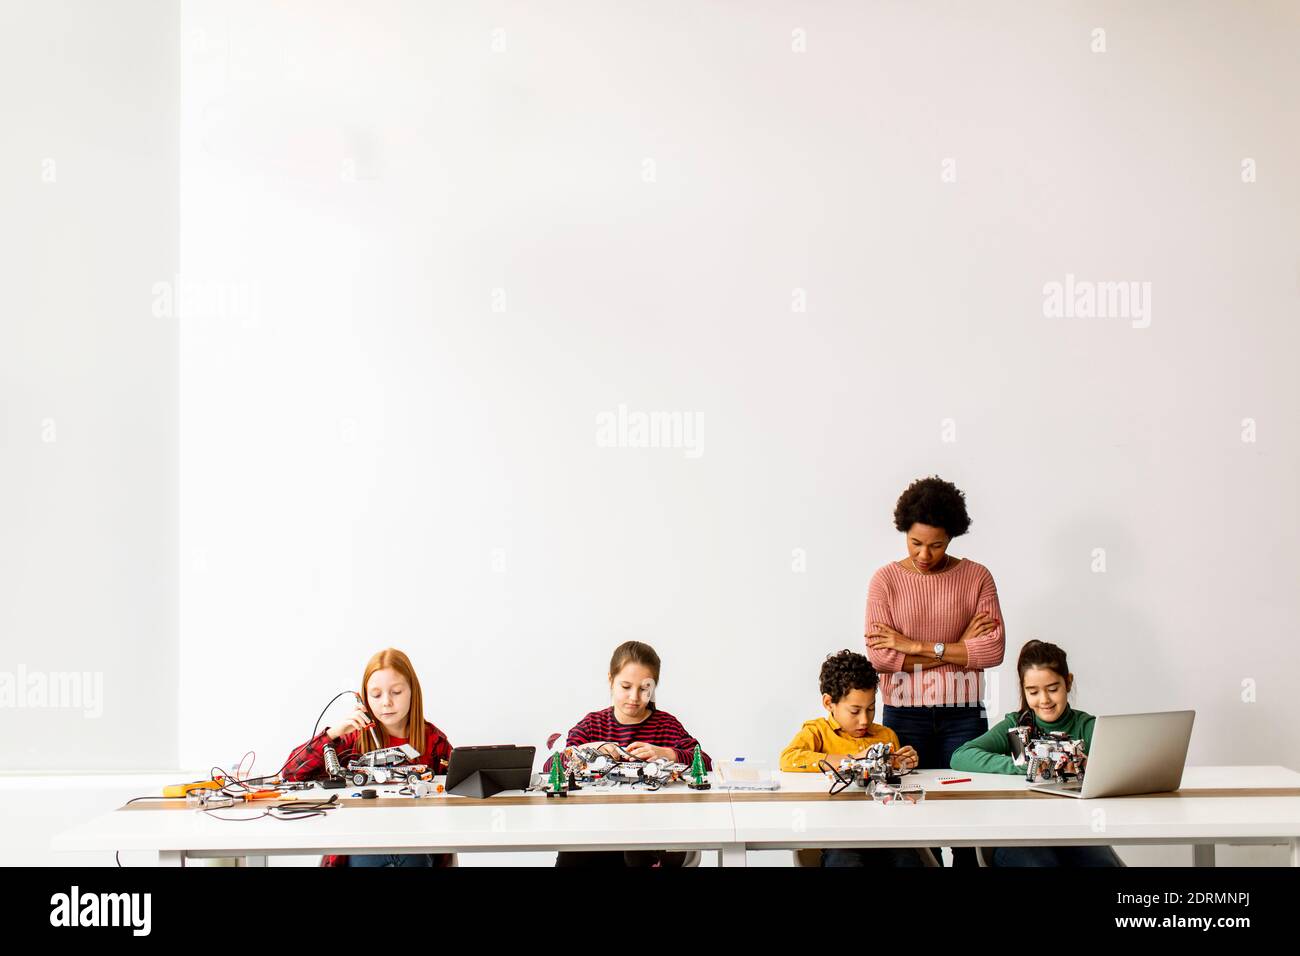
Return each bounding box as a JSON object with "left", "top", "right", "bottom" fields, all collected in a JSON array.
[
  {"left": 209, "top": 690, "right": 359, "bottom": 791},
  {"left": 124, "top": 795, "right": 181, "bottom": 806},
  {"left": 116, "top": 796, "right": 184, "bottom": 866},
  {"left": 199, "top": 794, "right": 339, "bottom": 823},
  {"left": 819, "top": 758, "right": 853, "bottom": 795},
  {"left": 273, "top": 690, "right": 357, "bottom": 782}
]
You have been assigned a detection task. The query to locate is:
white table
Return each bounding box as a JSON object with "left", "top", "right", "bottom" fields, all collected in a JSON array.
[
  {"left": 52, "top": 778, "right": 736, "bottom": 866},
  {"left": 52, "top": 766, "right": 1300, "bottom": 866},
  {"left": 726, "top": 766, "right": 1300, "bottom": 867}
]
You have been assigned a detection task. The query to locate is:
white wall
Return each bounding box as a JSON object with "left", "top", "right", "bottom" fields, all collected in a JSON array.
[
  {"left": 4, "top": 2, "right": 1297, "bottom": 859},
  {"left": 0, "top": 0, "right": 178, "bottom": 771},
  {"left": 177, "top": 0, "right": 1300, "bottom": 778}
]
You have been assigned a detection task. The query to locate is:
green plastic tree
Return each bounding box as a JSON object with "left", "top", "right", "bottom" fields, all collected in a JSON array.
[
  {"left": 689, "top": 744, "right": 707, "bottom": 786},
  {"left": 549, "top": 752, "right": 565, "bottom": 793}
]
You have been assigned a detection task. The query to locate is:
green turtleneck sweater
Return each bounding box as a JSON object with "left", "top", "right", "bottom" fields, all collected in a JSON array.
[{"left": 950, "top": 707, "right": 1095, "bottom": 775}]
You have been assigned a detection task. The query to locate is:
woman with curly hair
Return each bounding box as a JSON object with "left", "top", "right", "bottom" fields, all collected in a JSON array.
[{"left": 865, "top": 476, "right": 1006, "bottom": 865}]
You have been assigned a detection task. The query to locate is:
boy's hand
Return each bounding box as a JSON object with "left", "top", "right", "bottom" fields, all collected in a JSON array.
[{"left": 890, "top": 745, "right": 919, "bottom": 771}]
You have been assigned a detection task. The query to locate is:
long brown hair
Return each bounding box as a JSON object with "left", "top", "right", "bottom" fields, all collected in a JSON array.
[
  {"left": 360, "top": 648, "right": 428, "bottom": 757},
  {"left": 1016, "top": 640, "right": 1072, "bottom": 718}
]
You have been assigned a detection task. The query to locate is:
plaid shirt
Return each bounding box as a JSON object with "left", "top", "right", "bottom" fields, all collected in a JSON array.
[{"left": 283, "top": 720, "right": 453, "bottom": 867}]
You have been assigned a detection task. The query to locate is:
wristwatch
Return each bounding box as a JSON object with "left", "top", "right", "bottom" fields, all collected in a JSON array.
[{"left": 933, "top": 642, "right": 946, "bottom": 661}]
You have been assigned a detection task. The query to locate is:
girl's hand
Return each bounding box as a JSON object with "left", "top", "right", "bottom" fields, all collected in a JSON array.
[
  {"left": 326, "top": 705, "right": 372, "bottom": 741},
  {"left": 867, "top": 623, "right": 920, "bottom": 655},
  {"left": 626, "top": 742, "right": 672, "bottom": 762},
  {"left": 596, "top": 743, "right": 628, "bottom": 760},
  {"left": 959, "top": 611, "right": 998, "bottom": 643},
  {"left": 891, "top": 746, "right": 919, "bottom": 771}
]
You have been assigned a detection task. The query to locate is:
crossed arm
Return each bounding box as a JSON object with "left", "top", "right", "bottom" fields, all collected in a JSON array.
[{"left": 869, "top": 617, "right": 993, "bottom": 669}]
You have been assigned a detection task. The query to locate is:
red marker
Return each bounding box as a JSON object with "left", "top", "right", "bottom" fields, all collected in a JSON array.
[{"left": 940, "top": 777, "right": 972, "bottom": 785}]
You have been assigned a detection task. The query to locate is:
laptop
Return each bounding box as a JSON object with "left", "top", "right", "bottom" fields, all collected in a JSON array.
[{"left": 1028, "top": 710, "right": 1195, "bottom": 798}]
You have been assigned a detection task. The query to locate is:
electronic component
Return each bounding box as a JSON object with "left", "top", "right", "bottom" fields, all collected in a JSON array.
[
  {"left": 344, "top": 743, "right": 433, "bottom": 787},
  {"left": 821, "top": 742, "right": 915, "bottom": 796},
  {"left": 162, "top": 779, "right": 222, "bottom": 798},
  {"left": 323, "top": 742, "right": 342, "bottom": 778},
  {"left": 1008, "top": 724, "right": 1088, "bottom": 783}
]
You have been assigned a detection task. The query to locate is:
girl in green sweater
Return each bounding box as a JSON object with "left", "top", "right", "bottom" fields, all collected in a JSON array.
[{"left": 951, "top": 640, "right": 1121, "bottom": 866}]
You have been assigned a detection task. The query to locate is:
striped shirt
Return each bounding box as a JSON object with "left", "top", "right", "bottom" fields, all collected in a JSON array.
[
  {"left": 563, "top": 704, "right": 712, "bottom": 769},
  {"left": 865, "top": 558, "right": 1006, "bottom": 707}
]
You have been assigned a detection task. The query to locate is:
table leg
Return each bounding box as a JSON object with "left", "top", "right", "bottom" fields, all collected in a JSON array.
[
  {"left": 718, "top": 843, "right": 747, "bottom": 867},
  {"left": 1193, "top": 844, "right": 1216, "bottom": 867},
  {"left": 1290, "top": 839, "right": 1298, "bottom": 867}
]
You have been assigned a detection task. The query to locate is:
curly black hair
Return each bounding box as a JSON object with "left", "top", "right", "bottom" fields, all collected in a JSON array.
[
  {"left": 819, "top": 650, "right": 880, "bottom": 702},
  {"left": 893, "top": 475, "right": 971, "bottom": 538}
]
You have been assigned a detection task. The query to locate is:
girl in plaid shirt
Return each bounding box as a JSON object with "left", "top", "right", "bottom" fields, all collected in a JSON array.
[{"left": 282, "top": 647, "right": 453, "bottom": 867}]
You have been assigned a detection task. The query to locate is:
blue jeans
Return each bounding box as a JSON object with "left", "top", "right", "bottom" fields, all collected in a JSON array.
[
  {"left": 882, "top": 703, "right": 989, "bottom": 770},
  {"left": 348, "top": 853, "right": 437, "bottom": 867},
  {"left": 990, "top": 845, "right": 1122, "bottom": 867},
  {"left": 883, "top": 703, "right": 990, "bottom": 867},
  {"left": 821, "top": 847, "right": 928, "bottom": 868}
]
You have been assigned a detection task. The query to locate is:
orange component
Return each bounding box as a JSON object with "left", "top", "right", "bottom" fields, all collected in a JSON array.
[{"left": 162, "top": 780, "right": 222, "bottom": 798}]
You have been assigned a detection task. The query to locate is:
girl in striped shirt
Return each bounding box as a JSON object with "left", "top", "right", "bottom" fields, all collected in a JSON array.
[{"left": 554, "top": 640, "right": 712, "bottom": 867}]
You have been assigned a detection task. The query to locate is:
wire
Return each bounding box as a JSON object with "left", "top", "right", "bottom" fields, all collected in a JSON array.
[
  {"left": 124, "top": 795, "right": 180, "bottom": 805},
  {"left": 211, "top": 766, "right": 255, "bottom": 794},
  {"left": 211, "top": 690, "right": 358, "bottom": 791},
  {"left": 279, "top": 690, "right": 356, "bottom": 781},
  {"left": 819, "top": 758, "right": 853, "bottom": 796},
  {"left": 116, "top": 690, "right": 358, "bottom": 842},
  {"left": 200, "top": 794, "right": 339, "bottom": 822},
  {"left": 116, "top": 796, "right": 186, "bottom": 866}
]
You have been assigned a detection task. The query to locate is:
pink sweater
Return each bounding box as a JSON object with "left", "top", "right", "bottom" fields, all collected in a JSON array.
[{"left": 865, "top": 558, "right": 1006, "bottom": 707}]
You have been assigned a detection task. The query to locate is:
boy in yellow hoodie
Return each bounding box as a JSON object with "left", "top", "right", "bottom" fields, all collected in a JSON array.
[{"left": 780, "top": 650, "right": 925, "bottom": 867}]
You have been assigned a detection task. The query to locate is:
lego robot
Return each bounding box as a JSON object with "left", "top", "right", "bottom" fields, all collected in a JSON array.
[
  {"left": 342, "top": 743, "right": 434, "bottom": 788},
  {"left": 1008, "top": 725, "right": 1088, "bottom": 783},
  {"left": 821, "top": 742, "right": 912, "bottom": 796}
]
